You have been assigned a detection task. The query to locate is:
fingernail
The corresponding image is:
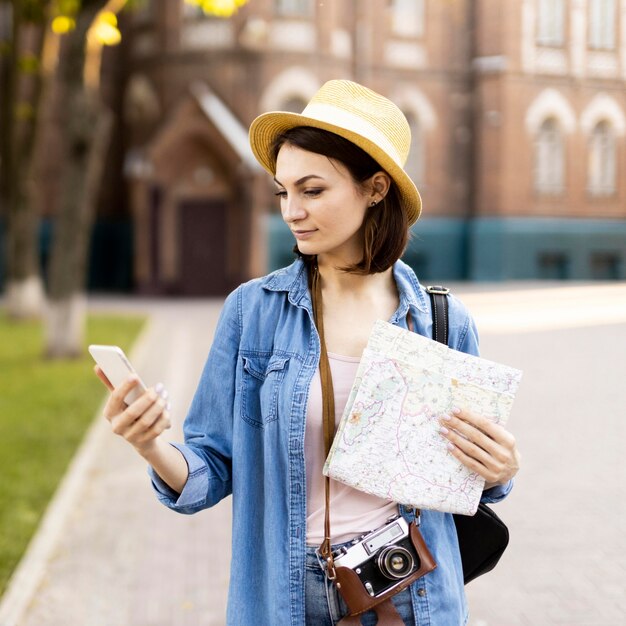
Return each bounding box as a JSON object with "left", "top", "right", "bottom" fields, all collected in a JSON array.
[
  {"left": 447, "top": 442, "right": 456, "bottom": 450},
  {"left": 166, "top": 401, "right": 171, "bottom": 411},
  {"left": 439, "top": 426, "right": 449, "bottom": 435},
  {"left": 155, "top": 382, "right": 164, "bottom": 393},
  {"left": 442, "top": 414, "right": 452, "bottom": 421},
  {"left": 160, "top": 389, "right": 169, "bottom": 400},
  {"left": 452, "top": 407, "right": 461, "bottom": 415}
]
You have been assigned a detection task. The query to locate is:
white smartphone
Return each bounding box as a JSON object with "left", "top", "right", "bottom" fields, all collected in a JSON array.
[{"left": 88, "top": 344, "right": 148, "bottom": 405}]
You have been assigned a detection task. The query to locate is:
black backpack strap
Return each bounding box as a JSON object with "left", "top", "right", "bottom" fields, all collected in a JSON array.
[
  {"left": 425, "top": 285, "right": 450, "bottom": 346},
  {"left": 425, "top": 284, "right": 509, "bottom": 585}
]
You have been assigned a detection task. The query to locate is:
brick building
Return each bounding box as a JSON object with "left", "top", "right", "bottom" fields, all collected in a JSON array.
[{"left": 105, "top": 0, "right": 626, "bottom": 294}]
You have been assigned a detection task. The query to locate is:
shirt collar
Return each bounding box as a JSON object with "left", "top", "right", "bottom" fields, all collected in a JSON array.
[
  {"left": 392, "top": 259, "right": 428, "bottom": 314},
  {"left": 262, "top": 259, "right": 312, "bottom": 310},
  {"left": 262, "top": 258, "right": 427, "bottom": 315}
]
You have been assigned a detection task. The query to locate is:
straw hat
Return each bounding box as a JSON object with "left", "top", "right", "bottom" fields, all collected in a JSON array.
[{"left": 248, "top": 79, "right": 422, "bottom": 225}]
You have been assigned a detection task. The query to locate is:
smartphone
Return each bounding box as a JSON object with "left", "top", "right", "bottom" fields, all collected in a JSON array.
[{"left": 88, "top": 344, "right": 148, "bottom": 405}]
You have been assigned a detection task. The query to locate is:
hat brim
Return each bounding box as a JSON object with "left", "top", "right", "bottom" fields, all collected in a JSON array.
[{"left": 249, "top": 111, "right": 422, "bottom": 226}]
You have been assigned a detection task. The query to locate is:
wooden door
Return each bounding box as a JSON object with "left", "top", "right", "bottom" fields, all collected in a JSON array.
[{"left": 179, "top": 199, "right": 229, "bottom": 295}]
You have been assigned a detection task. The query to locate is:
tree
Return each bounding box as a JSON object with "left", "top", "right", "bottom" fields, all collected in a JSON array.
[
  {"left": 1, "top": 0, "right": 249, "bottom": 352},
  {"left": 0, "top": 0, "right": 50, "bottom": 319},
  {"left": 44, "top": 0, "right": 249, "bottom": 357},
  {"left": 44, "top": 0, "right": 113, "bottom": 357}
]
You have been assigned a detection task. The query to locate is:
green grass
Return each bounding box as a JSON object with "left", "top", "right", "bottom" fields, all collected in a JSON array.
[{"left": 0, "top": 312, "right": 146, "bottom": 596}]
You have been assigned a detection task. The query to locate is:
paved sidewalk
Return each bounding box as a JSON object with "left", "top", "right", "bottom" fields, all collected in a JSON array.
[
  {"left": 0, "top": 299, "right": 231, "bottom": 626},
  {"left": 460, "top": 284, "right": 626, "bottom": 626},
  {"left": 1, "top": 284, "right": 625, "bottom": 625}
]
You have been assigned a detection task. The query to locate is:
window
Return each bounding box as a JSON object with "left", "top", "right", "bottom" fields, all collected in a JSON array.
[
  {"left": 534, "top": 118, "right": 564, "bottom": 195},
  {"left": 183, "top": 2, "right": 204, "bottom": 19},
  {"left": 389, "top": 0, "right": 424, "bottom": 38},
  {"left": 536, "top": 0, "right": 565, "bottom": 46},
  {"left": 275, "top": 0, "right": 313, "bottom": 17},
  {"left": 589, "top": 0, "right": 616, "bottom": 49},
  {"left": 538, "top": 252, "right": 569, "bottom": 279},
  {"left": 588, "top": 121, "right": 616, "bottom": 196},
  {"left": 403, "top": 112, "right": 424, "bottom": 185},
  {"left": 591, "top": 252, "right": 621, "bottom": 279}
]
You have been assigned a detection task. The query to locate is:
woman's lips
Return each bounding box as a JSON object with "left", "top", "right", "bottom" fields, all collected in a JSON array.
[{"left": 292, "top": 229, "right": 317, "bottom": 240}]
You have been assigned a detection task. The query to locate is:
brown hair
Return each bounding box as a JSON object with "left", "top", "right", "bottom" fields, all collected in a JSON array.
[{"left": 271, "top": 127, "right": 409, "bottom": 274}]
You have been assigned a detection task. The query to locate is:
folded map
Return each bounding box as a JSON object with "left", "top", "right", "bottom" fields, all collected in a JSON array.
[{"left": 323, "top": 320, "right": 522, "bottom": 515}]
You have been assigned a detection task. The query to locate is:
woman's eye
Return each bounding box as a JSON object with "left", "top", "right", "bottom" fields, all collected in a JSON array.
[
  {"left": 274, "top": 190, "right": 287, "bottom": 199},
  {"left": 304, "top": 188, "right": 322, "bottom": 198}
]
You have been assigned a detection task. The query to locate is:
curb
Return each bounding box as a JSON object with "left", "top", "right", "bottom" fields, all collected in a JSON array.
[{"left": 0, "top": 317, "right": 155, "bottom": 626}]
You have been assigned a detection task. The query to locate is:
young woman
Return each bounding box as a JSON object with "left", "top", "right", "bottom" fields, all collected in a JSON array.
[{"left": 97, "top": 80, "right": 520, "bottom": 626}]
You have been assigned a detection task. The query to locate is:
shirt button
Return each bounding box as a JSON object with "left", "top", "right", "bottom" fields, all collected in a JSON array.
[{"left": 417, "top": 588, "right": 427, "bottom": 597}]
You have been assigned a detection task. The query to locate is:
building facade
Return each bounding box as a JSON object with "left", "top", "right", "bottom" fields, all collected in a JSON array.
[{"left": 110, "top": 0, "right": 626, "bottom": 294}]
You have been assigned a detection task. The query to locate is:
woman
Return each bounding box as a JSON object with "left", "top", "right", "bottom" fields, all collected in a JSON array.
[{"left": 97, "top": 80, "right": 520, "bottom": 625}]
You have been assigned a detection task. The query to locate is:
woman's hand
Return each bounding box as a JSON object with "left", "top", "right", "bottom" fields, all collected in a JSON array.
[
  {"left": 95, "top": 366, "right": 171, "bottom": 456},
  {"left": 439, "top": 407, "right": 520, "bottom": 488}
]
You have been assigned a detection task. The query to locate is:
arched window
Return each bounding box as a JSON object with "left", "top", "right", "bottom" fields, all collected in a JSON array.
[
  {"left": 536, "top": 0, "right": 565, "bottom": 46},
  {"left": 589, "top": 0, "right": 616, "bottom": 49},
  {"left": 403, "top": 112, "right": 424, "bottom": 186},
  {"left": 588, "top": 121, "right": 616, "bottom": 196},
  {"left": 389, "top": 0, "right": 425, "bottom": 38},
  {"left": 275, "top": 0, "right": 313, "bottom": 17},
  {"left": 534, "top": 118, "right": 564, "bottom": 195}
]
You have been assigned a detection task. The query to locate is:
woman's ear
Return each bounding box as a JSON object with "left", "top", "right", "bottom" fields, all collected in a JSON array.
[{"left": 369, "top": 171, "right": 391, "bottom": 203}]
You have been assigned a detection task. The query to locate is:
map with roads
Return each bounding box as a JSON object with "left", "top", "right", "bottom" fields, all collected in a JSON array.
[{"left": 324, "top": 320, "right": 523, "bottom": 515}]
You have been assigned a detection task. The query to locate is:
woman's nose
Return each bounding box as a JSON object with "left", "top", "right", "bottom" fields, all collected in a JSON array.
[{"left": 282, "top": 196, "right": 307, "bottom": 223}]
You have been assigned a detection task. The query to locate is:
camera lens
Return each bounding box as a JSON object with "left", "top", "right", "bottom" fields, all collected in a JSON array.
[{"left": 377, "top": 546, "right": 415, "bottom": 580}]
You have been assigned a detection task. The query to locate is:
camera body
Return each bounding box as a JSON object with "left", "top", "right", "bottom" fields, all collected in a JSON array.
[{"left": 332, "top": 516, "right": 420, "bottom": 598}]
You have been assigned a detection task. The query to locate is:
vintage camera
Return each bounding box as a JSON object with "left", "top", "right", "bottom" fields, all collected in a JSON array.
[{"left": 331, "top": 516, "right": 420, "bottom": 598}]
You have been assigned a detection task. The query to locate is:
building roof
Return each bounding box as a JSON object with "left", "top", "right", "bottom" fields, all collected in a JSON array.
[{"left": 190, "top": 81, "right": 263, "bottom": 172}]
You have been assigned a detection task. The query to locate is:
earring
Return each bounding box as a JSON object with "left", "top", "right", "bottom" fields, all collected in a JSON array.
[{"left": 370, "top": 200, "right": 377, "bottom": 207}]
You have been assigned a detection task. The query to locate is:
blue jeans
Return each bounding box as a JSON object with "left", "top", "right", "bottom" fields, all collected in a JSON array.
[{"left": 305, "top": 544, "right": 415, "bottom": 626}]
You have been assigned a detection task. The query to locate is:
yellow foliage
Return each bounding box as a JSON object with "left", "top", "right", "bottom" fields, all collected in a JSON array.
[
  {"left": 51, "top": 16, "right": 76, "bottom": 34},
  {"left": 99, "top": 11, "right": 119, "bottom": 27},
  {"left": 185, "top": 0, "right": 249, "bottom": 18},
  {"left": 89, "top": 11, "right": 122, "bottom": 46}
]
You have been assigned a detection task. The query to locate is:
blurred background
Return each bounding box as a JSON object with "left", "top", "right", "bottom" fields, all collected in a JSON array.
[
  {"left": 2, "top": 0, "right": 625, "bottom": 318},
  {"left": 1, "top": 1, "right": 625, "bottom": 625}
]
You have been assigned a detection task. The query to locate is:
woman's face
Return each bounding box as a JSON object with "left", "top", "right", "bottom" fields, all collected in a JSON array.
[{"left": 274, "top": 144, "right": 372, "bottom": 264}]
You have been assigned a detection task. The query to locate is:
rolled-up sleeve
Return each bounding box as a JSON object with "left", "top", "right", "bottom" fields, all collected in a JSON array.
[
  {"left": 149, "top": 443, "right": 210, "bottom": 511},
  {"left": 480, "top": 479, "right": 513, "bottom": 504}
]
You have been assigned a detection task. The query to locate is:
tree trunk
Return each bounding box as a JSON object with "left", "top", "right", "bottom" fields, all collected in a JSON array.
[
  {"left": 45, "top": 101, "right": 112, "bottom": 357},
  {"left": 45, "top": 1, "right": 111, "bottom": 358},
  {"left": 1, "top": 3, "right": 47, "bottom": 319}
]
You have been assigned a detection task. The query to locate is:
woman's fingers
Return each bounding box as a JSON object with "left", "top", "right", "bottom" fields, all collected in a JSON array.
[
  {"left": 94, "top": 365, "right": 114, "bottom": 391},
  {"left": 439, "top": 407, "right": 520, "bottom": 485},
  {"left": 109, "top": 387, "right": 158, "bottom": 430},
  {"left": 100, "top": 374, "right": 172, "bottom": 452},
  {"left": 133, "top": 411, "right": 172, "bottom": 445},
  {"left": 123, "top": 395, "right": 169, "bottom": 441},
  {"left": 102, "top": 375, "right": 142, "bottom": 419}
]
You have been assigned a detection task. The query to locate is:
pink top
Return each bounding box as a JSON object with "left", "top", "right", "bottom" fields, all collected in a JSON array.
[{"left": 305, "top": 352, "right": 398, "bottom": 545}]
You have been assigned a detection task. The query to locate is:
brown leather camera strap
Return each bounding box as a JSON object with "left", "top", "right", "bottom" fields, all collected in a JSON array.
[
  {"left": 309, "top": 262, "right": 406, "bottom": 626},
  {"left": 309, "top": 263, "right": 336, "bottom": 567}
]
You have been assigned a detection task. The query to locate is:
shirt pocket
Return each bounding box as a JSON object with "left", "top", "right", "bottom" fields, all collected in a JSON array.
[{"left": 240, "top": 354, "right": 290, "bottom": 427}]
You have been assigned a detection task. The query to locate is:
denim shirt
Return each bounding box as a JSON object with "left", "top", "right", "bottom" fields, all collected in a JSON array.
[{"left": 150, "top": 259, "right": 512, "bottom": 626}]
